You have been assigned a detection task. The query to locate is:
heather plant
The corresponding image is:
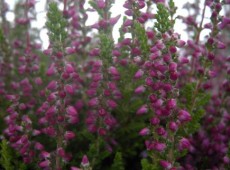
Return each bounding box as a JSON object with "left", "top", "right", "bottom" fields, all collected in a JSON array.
[{"left": 0, "top": 0, "right": 229, "bottom": 170}]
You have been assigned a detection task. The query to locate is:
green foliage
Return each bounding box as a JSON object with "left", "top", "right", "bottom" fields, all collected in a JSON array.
[
  {"left": 0, "top": 28, "right": 11, "bottom": 60},
  {"left": 0, "top": 139, "right": 13, "bottom": 170},
  {"left": 155, "top": 4, "right": 172, "bottom": 33},
  {"left": 179, "top": 83, "right": 211, "bottom": 135},
  {"left": 99, "top": 34, "right": 114, "bottom": 64},
  {"left": 168, "top": 0, "right": 177, "bottom": 24},
  {"left": 111, "top": 152, "right": 125, "bottom": 170},
  {"left": 134, "top": 22, "right": 150, "bottom": 58},
  {"left": 141, "top": 158, "right": 159, "bottom": 170},
  {"left": 179, "top": 83, "right": 196, "bottom": 110},
  {"left": 88, "top": 1, "right": 104, "bottom": 18},
  {"left": 0, "top": 29, "right": 4, "bottom": 42},
  {"left": 0, "top": 140, "right": 35, "bottom": 170},
  {"left": 46, "top": 2, "right": 67, "bottom": 50},
  {"left": 87, "top": 137, "right": 111, "bottom": 169}
]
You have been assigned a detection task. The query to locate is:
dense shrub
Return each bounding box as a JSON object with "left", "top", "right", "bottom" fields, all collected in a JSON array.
[{"left": 0, "top": 0, "right": 229, "bottom": 169}]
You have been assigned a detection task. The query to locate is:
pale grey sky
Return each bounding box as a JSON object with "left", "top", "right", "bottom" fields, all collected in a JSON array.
[{"left": 6, "top": 0, "right": 212, "bottom": 49}]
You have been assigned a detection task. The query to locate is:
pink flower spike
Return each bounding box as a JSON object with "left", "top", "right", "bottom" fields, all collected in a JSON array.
[
  {"left": 169, "top": 121, "right": 178, "bottom": 132},
  {"left": 40, "top": 151, "right": 50, "bottom": 159},
  {"left": 47, "top": 80, "right": 57, "bottom": 91},
  {"left": 107, "top": 99, "right": 117, "bottom": 109},
  {"left": 178, "top": 110, "right": 191, "bottom": 122},
  {"left": 176, "top": 40, "right": 186, "bottom": 47},
  {"left": 159, "top": 160, "right": 172, "bottom": 169},
  {"left": 65, "top": 63, "right": 75, "bottom": 73},
  {"left": 179, "top": 138, "right": 190, "bottom": 150},
  {"left": 71, "top": 167, "right": 81, "bottom": 170},
  {"left": 66, "top": 106, "right": 78, "bottom": 116},
  {"left": 124, "top": 19, "right": 132, "bottom": 27},
  {"left": 88, "top": 97, "right": 99, "bottom": 107},
  {"left": 65, "top": 84, "right": 75, "bottom": 95},
  {"left": 57, "top": 147, "right": 66, "bottom": 158},
  {"left": 216, "top": 41, "right": 226, "bottom": 49},
  {"left": 169, "top": 46, "right": 177, "bottom": 53},
  {"left": 81, "top": 155, "right": 90, "bottom": 167},
  {"left": 110, "top": 15, "right": 121, "bottom": 26},
  {"left": 34, "top": 77, "right": 42, "bottom": 85},
  {"left": 136, "top": 105, "right": 148, "bottom": 115},
  {"left": 43, "top": 49, "right": 52, "bottom": 55},
  {"left": 154, "top": 142, "right": 166, "bottom": 152},
  {"left": 46, "top": 64, "right": 55, "bottom": 76},
  {"left": 134, "top": 69, "right": 144, "bottom": 79},
  {"left": 97, "top": 0, "right": 105, "bottom": 9},
  {"left": 34, "top": 142, "right": 44, "bottom": 150},
  {"left": 64, "top": 131, "right": 76, "bottom": 140},
  {"left": 65, "top": 47, "right": 75, "bottom": 54},
  {"left": 139, "top": 127, "right": 150, "bottom": 136},
  {"left": 135, "top": 85, "right": 146, "bottom": 94},
  {"left": 108, "top": 66, "right": 120, "bottom": 76},
  {"left": 218, "top": 17, "right": 230, "bottom": 29},
  {"left": 39, "top": 160, "right": 50, "bottom": 168},
  {"left": 166, "top": 99, "right": 177, "bottom": 109}
]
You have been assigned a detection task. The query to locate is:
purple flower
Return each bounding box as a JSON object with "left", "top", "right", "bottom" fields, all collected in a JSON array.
[
  {"left": 178, "top": 110, "right": 192, "bottom": 122},
  {"left": 159, "top": 160, "right": 172, "bottom": 169},
  {"left": 139, "top": 127, "right": 150, "bottom": 136},
  {"left": 169, "top": 121, "right": 178, "bottom": 132},
  {"left": 179, "top": 138, "right": 190, "bottom": 150},
  {"left": 135, "top": 85, "right": 146, "bottom": 94},
  {"left": 107, "top": 99, "right": 117, "bottom": 109},
  {"left": 47, "top": 80, "right": 57, "bottom": 91},
  {"left": 154, "top": 142, "right": 166, "bottom": 152},
  {"left": 166, "top": 99, "right": 177, "bottom": 109},
  {"left": 136, "top": 105, "right": 148, "bottom": 115},
  {"left": 97, "top": 0, "right": 105, "bottom": 9},
  {"left": 109, "top": 15, "right": 121, "bottom": 26},
  {"left": 65, "top": 63, "right": 75, "bottom": 73},
  {"left": 64, "top": 131, "right": 76, "bottom": 140},
  {"left": 108, "top": 66, "right": 120, "bottom": 76},
  {"left": 66, "top": 106, "right": 78, "bottom": 116},
  {"left": 39, "top": 160, "right": 50, "bottom": 168},
  {"left": 81, "top": 155, "right": 90, "bottom": 167},
  {"left": 134, "top": 69, "right": 144, "bottom": 79},
  {"left": 88, "top": 97, "right": 99, "bottom": 107}
]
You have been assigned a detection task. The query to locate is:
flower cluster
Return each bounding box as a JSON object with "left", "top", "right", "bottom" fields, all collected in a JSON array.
[{"left": 0, "top": 0, "right": 229, "bottom": 170}]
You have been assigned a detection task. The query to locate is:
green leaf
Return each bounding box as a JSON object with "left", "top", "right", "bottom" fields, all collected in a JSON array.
[
  {"left": 0, "top": 139, "right": 13, "bottom": 170},
  {"left": 111, "top": 152, "right": 125, "bottom": 170},
  {"left": 99, "top": 34, "right": 114, "bottom": 64},
  {"left": 46, "top": 2, "right": 67, "bottom": 51},
  {"left": 155, "top": 4, "right": 172, "bottom": 33},
  {"left": 134, "top": 22, "right": 150, "bottom": 58}
]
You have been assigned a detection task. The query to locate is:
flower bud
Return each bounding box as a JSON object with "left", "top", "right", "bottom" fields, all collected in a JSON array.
[
  {"left": 169, "top": 121, "right": 178, "bottom": 131},
  {"left": 136, "top": 105, "right": 148, "bottom": 115},
  {"left": 179, "top": 138, "right": 190, "bottom": 150},
  {"left": 135, "top": 85, "right": 146, "bottom": 94},
  {"left": 139, "top": 128, "right": 150, "bottom": 136},
  {"left": 97, "top": 0, "right": 105, "bottom": 9},
  {"left": 108, "top": 66, "right": 120, "bottom": 76},
  {"left": 154, "top": 142, "right": 166, "bottom": 152},
  {"left": 64, "top": 131, "right": 76, "bottom": 140},
  {"left": 39, "top": 160, "right": 50, "bottom": 168},
  {"left": 66, "top": 106, "right": 78, "bottom": 116},
  {"left": 160, "top": 160, "right": 172, "bottom": 169},
  {"left": 47, "top": 80, "right": 57, "bottom": 91},
  {"left": 65, "top": 63, "right": 74, "bottom": 73},
  {"left": 178, "top": 110, "right": 191, "bottom": 122},
  {"left": 110, "top": 15, "right": 121, "bottom": 25},
  {"left": 65, "top": 84, "right": 75, "bottom": 95},
  {"left": 81, "top": 155, "right": 90, "bottom": 167}
]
